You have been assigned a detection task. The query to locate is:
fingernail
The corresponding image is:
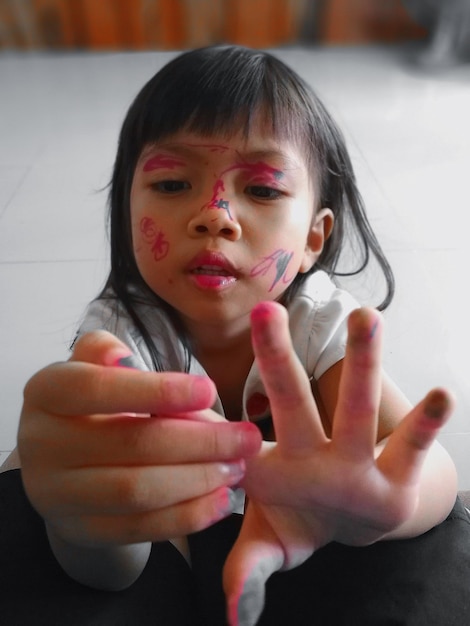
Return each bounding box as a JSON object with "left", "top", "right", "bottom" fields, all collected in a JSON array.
[
  {"left": 221, "top": 461, "right": 246, "bottom": 484},
  {"left": 424, "top": 390, "right": 449, "bottom": 419},
  {"left": 350, "top": 308, "right": 381, "bottom": 342},
  {"left": 189, "top": 375, "right": 216, "bottom": 405},
  {"left": 236, "top": 422, "right": 263, "bottom": 455},
  {"left": 218, "top": 488, "right": 239, "bottom": 517},
  {"left": 369, "top": 319, "right": 379, "bottom": 339},
  {"left": 114, "top": 355, "right": 142, "bottom": 369}
]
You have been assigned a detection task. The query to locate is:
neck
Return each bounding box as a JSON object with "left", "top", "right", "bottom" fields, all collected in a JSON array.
[
  {"left": 182, "top": 313, "right": 252, "bottom": 357},
  {"left": 181, "top": 315, "right": 254, "bottom": 420}
]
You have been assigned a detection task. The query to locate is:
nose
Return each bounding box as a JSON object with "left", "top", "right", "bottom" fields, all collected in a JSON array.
[{"left": 187, "top": 203, "right": 242, "bottom": 241}]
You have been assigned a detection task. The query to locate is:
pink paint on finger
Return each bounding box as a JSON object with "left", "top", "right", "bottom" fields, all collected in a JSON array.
[{"left": 250, "top": 301, "right": 276, "bottom": 322}]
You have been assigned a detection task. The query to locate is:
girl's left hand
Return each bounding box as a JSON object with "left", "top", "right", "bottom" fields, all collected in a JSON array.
[{"left": 223, "top": 303, "right": 453, "bottom": 626}]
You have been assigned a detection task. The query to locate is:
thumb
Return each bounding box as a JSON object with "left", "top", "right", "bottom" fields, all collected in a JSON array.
[{"left": 223, "top": 507, "right": 285, "bottom": 626}]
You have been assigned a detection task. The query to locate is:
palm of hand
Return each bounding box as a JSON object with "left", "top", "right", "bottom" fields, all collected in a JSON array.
[{"left": 223, "top": 303, "right": 451, "bottom": 626}]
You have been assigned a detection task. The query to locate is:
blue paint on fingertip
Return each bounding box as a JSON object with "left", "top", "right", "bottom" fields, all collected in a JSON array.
[{"left": 115, "top": 355, "right": 141, "bottom": 369}]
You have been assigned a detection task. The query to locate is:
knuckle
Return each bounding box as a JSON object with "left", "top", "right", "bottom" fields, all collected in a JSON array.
[
  {"left": 113, "top": 472, "right": 143, "bottom": 509},
  {"left": 201, "top": 423, "right": 224, "bottom": 458}
]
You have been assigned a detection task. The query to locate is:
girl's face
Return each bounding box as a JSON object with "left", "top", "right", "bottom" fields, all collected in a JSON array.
[{"left": 130, "top": 123, "right": 332, "bottom": 335}]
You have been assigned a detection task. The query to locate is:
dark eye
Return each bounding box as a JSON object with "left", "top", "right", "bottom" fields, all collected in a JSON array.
[
  {"left": 247, "top": 186, "right": 282, "bottom": 200},
  {"left": 152, "top": 180, "right": 191, "bottom": 193}
]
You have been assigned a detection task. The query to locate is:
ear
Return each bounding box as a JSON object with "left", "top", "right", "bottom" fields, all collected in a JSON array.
[{"left": 299, "top": 208, "right": 334, "bottom": 273}]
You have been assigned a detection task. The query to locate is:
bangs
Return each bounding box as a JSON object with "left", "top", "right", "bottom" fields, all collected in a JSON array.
[{"left": 133, "top": 46, "right": 315, "bottom": 162}]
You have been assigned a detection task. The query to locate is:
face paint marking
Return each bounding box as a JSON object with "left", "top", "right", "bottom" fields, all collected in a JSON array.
[
  {"left": 203, "top": 178, "right": 233, "bottom": 220},
  {"left": 143, "top": 155, "right": 186, "bottom": 172},
  {"left": 140, "top": 217, "right": 169, "bottom": 261},
  {"left": 201, "top": 161, "right": 283, "bottom": 221},
  {"left": 250, "top": 249, "right": 295, "bottom": 292},
  {"left": 215, "top": 198, "right": 232, "bottom": 218},
  {"left": 185, "top": 143, "right": 230, "bottom": 153},
  {"left": 218, "top": 160, "right": 284, "bottom": 187},
  {"left": 236, "top": 160, "right": 284, "bottom": 186}
]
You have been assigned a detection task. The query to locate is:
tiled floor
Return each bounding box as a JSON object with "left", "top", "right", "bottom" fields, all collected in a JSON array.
[{"left": 1, "top": 44, "right": 469, "bottom": 488}]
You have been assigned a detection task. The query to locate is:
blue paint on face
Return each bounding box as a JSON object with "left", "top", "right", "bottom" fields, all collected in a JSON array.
[{"left": 216, "top": 198, "right": 232, "bottom": 220}]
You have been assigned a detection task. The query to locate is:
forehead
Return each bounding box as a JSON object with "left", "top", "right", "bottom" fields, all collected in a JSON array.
[{"left": 138, "top": 127, "right": 308, "bottom": 173}]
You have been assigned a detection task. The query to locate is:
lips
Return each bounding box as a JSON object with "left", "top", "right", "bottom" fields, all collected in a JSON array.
[
  {"left": 186, "top": 251, "right": 238, "bottom": 289},
  {"left": 192, "top": 266, "right": 231, "bottom": 275},
  {"left": 187, "top": 251, "right": 238, "bottom": 276}
]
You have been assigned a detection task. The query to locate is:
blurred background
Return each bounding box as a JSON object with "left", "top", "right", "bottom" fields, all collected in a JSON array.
[
  {"left": 1, "top": 1, "right": 470, "bottom": 490},
  {"left": 0, "top": 0, "right": 428, "bottom": 51}
]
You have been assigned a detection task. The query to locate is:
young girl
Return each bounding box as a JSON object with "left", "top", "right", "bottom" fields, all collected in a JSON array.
[{"left": 5, "top": 46, "right": 468, "bottom": 625}]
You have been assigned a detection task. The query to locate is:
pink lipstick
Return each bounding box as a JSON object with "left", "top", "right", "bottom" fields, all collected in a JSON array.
[{"left": 187, "top": 251, "right": 238, "bottom": 289}]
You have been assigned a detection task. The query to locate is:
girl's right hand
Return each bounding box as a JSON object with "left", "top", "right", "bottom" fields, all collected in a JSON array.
[{"left": 18, "top": 331, "right": 262, "bottom": 548}]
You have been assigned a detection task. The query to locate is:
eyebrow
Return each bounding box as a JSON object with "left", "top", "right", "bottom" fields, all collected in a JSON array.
[
  {"left": 142, "top": 154, "right": 186, "bottom": 172},
  {"left": 140, "top": 143, "right": 302, "bottom": 176}
]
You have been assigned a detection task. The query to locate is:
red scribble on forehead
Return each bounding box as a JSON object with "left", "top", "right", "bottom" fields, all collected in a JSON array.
[
  {"left": 140, "top": 217, "right": 169, "bottom": 261},
  {"left": 143, "top": 155, "right": 186, "bottom": 172},
  {"left": 237, "top": 160, "right": 284, "bottom": 184},
  {"left": 214, "top": 160, "right": 284, "bottom": 186},
  {"left": 185, "top": 143, "right": 230, "bottom": 153}
]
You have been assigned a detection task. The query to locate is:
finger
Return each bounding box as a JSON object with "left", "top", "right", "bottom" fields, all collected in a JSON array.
[
  {"left": 21, "top": 415, "right": 262, "bottom": 468},
  {"left": 70, "top": 330, "right": 140, "bottom": 366},
  {"left": 250, "top": 302, "right": 325, "bottom": 453},
  {"left": 23, "top": 360, "right": 216, "bottom": 417},
  {"left": 71, "top": 331, "right": 226, "bottom": 423},
  {"left": 378, "top": 388, "right": 454, "bottom": 484},
  {"left": 53, "top": 486, "right": 240, "bottom": 547},
  {"left": 331, "top": 308, "right": 383, "bottom": 459},
  {"left": 28, "top": 460, "right": 246, "bottom": 516},
  {"left": 224, "top": 507, "right": 284, "bottom": 626}
]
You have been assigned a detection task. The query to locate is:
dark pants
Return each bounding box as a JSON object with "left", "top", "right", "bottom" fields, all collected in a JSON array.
[{"left": 1, "top": 469, "right": 469, "bottom": 625}]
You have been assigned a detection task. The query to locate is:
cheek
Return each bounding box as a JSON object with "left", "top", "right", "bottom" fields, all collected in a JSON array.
[
  {"left": 250, "top": 248, "right": 297, "bottom": 293},
  {"left": 135, "top": 216, "right": 170, "bottom": 262}
]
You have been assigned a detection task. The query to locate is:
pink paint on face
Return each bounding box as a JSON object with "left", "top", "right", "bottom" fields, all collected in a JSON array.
[
  {"left": 250, "top": 249, "right": 295, "bottom": 292},
  {"left": 142, "top": 155, "right": 186, "bottom": 172},
  {"left": 185, "top": 143, "right": 230, "bottom": 153},
  {"left": 206, "top": 178, "right": 232, "bottom": 219},
  {"left": 237, "top": 160, "right": 284, "bottom": 186},
  {"left": 201, "top": 160, "right": 284, "bottom": 220},
  {"left": 140, "top": 217, "right": 170, "bottom": 261},
  {"left": 216, "top": 160, "right": 284, "bottom": 187}
]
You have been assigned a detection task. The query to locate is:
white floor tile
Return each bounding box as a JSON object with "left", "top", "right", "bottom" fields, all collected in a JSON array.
[
  {"left": 0, "top": 160, "right": 109, "bottom": 263},
  {"left": 0, "top": 260, "right": 108, "bottom": 449},
  {"left": 0, "top": 451, "right": 13, "bottom": 466}
]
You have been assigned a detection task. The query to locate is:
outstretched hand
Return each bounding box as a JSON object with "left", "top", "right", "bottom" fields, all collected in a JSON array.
[{"left": 223, "top": 303, "right": 453, "bottom": 626}]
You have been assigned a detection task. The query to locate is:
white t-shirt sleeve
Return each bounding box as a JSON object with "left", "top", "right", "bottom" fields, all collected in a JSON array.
[{"left": 289, "top": 272, "right": 359, "bottom": 380}]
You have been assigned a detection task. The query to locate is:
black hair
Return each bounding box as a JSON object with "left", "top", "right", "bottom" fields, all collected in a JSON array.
[{"left": 100, "top": 45, "right": 394, "bottom": 371}]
